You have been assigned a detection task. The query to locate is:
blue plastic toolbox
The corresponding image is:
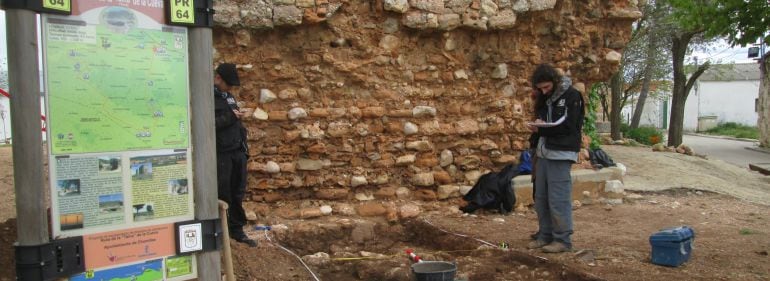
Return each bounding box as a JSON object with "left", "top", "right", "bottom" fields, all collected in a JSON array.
[{"left": 649, "top": 226, "right": 695, "bottom": 267}]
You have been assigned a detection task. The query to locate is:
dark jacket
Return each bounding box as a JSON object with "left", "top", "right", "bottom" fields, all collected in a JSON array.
[
  {"left": 533, "top": 86, "right": 584, "bottom": 152},
  {"left": 214, "top": 87, "right": 247, "bottom": 153},
  {"left": 460, "top": 163, "right": 520, "bottom": 214}
]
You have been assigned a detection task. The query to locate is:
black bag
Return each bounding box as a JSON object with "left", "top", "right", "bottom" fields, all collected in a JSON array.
[
  {"left": 461, "top": 164, "right": 519, "bottom": 214},
  {"left": 589, "top": 148, "right": 616, "bottom": 169}
]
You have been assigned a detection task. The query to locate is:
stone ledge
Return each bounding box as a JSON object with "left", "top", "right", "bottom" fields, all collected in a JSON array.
[{"left": 512, "top": 166, "right": 624, "bottom": 208}]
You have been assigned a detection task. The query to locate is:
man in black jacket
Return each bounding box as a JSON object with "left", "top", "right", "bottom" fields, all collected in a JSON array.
[
  {"left": 526, "top": 64, "right": 584, "bottom": 253},
  {"left": 214, "top": 63, "right": 256, "bottom": 247}
]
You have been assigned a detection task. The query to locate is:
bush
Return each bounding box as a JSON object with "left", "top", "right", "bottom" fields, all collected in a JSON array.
[
  {"left": 625, "top": 126, "right": 664, "bottom": 145},
  {"left": 705, "top": 122, "right": 759, "bottom": 139}
]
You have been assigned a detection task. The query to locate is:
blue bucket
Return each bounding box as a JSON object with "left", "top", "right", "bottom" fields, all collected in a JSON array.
[{"left": 411, "top": 261, "right": 457, "bottom": 281}]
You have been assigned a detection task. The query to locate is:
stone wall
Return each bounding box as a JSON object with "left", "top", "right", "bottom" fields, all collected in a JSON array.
[{"left": 210, "top": 0, "right": 641, "bottom": 203}]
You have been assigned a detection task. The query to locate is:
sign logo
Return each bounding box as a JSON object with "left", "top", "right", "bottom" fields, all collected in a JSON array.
[
  {"left": 170, "top": 0, "right": 195, "bottom": 24},
  {"left": 177, "top": 222, "right": 203, "bottom": 253},
  {"left": 43, "top": 0, "right": 71, "bottom": 12},
  {"left": 184, "top": 229, "right": 198, "bottom": 249}
]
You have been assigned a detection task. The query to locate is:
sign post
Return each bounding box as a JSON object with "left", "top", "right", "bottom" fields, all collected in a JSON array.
[
  {"left": 4, "top": 0, "right": 221, "bottom": 278},
  {"left": 5, "top": 0, "right": 48, "bottom": 248}
]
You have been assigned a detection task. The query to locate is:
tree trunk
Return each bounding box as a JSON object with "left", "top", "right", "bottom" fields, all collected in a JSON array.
[
  {"left": 668, "top": 32, "right": 710, "bottom": 146},
  {"left": 610, "top": 71, "right": 623, "bottom": 140},
  {"left": 668, "top": 34, "right": 690, "bottom": 146},
  {"left": 631, "top": 30, "right": 658, "bottom": 128},
  {"left": 759, "top": 52, "right": 770, "bottom": 148}
]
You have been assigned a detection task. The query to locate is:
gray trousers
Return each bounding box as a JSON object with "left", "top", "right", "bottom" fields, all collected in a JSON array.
[{"left": 534, "top": 158, "right": 574, "bottom": 247}]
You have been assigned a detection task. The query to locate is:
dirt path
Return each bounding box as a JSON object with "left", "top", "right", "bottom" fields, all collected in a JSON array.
[
  {"left": 1, "top": 145, "right": 770, "bottom": 280},
  {"left": 0, "top": 146, "right": 14, "bottom": 223},
  {"left": 604, "top": 145, "right": 770, "bottom": 205}
]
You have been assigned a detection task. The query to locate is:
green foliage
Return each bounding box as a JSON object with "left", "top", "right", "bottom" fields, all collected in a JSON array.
[
  {"left": 625, "top": 126, "right": 665, "bottom": 145},
  {"left": 670, "top": 0, "right": 770, "bottom": 46},
  {"left": 705, "top": 122, "right": 759, "bottom": 139},
  {"left": 739, "top": 228, "right": 758, "bottom": 235},
  {"left": 583, "top": 84, "right": 603, "bottom": 150}
]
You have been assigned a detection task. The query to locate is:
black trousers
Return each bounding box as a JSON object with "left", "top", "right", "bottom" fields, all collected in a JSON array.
[{"left": 217, "top": 150, "right": 248, "bottom": 233}]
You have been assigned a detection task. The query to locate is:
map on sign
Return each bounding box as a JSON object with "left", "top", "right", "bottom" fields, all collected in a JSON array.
[
  {"left": 69, "top": 259, "right": 163, "bottom": 281},
  {"left": 44, "top": 4, "right": 189, "bottom": 154}
]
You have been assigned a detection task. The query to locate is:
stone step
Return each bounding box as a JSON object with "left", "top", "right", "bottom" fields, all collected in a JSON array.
[
  {"left": 749, "top": 163, "right": 770, "bottom": 176},
  {"left": 512, "top": 165, "right": 625, "bottom": 208}
]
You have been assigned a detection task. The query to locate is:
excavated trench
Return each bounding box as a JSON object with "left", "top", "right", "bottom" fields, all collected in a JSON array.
[{"left": 265, "top": 219, "right": 603, "bottom": 281}]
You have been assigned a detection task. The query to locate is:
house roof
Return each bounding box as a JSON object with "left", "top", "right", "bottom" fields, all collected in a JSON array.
[{"left": 699, "top": 63, "right": 761, "bottom": 81}]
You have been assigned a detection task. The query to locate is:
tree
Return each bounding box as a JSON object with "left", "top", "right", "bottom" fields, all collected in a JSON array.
[
  {"left": 668, "top": 32, "right": 710, "bottom": 146},
  {"left": 608, "top": 0, "right": 673, "bottom": 140},
  {"left": 649, "top": 1, "right": 720, "bottom": 146},
  {"left": 630, "top": 0, "right": 673, "bottom": 129},
  {"left": 670, "top": 0, "right": 770, "bottom": 146}
]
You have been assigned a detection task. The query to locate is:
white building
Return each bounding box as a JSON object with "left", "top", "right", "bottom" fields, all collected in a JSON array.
[
  {"left": 685, "top": 63, "right": 760, "bottom": 131},
  {"left": 624, "top": 63, "right": 761, "bottom": 132},
  {"left": 0, "top": 89, "right": 48, "bottom": 143},
  {"left": 0, "top": 93, "right": 10, "bottom": 143}
]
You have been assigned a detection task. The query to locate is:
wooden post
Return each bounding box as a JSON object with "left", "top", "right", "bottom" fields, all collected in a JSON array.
[
  {"left": 6, "top": 9, "right": 48, "bottom": 245},
  {"left": 218, "top": 201, "right": 235, "bottom": 281},
  {"left": 188, "top": 27, "right": 222, "bottom": 278}
]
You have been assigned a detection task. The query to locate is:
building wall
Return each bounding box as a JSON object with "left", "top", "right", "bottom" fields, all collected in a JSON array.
[
  {"left": 0, "top": 97, "right": 9, "bottom": 142},
  {"left": 622, "top": 95, "right": 667, "bottom": 129},
  {"left": 684, "top": 80, "right": 760, "bottom": 131},
  {"left": 0, "top": 96, "right": 47, "bottom": 143},
  {"left": 212, "top": 0, "right": 641, "bottom": 202}
]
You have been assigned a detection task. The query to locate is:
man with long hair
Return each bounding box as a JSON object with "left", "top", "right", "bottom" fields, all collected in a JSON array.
[{"left": 526, "top": 64, "right": 584, "bottom": 253}]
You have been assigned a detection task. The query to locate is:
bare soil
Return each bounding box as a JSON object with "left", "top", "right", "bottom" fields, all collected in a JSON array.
[{"left": 1, "top": 145, "right": 769, "bottom": 280}]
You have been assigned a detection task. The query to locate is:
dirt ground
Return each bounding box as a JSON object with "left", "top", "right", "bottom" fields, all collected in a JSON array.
[{"left": 1, "top": 145, "right": 769, "bottom": 280}]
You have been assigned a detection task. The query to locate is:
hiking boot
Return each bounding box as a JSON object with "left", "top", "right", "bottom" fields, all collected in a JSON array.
[
  {"left": 527, "top": 240, "right": 549, "bottom": 249},
  {"left": 541, "top": 242, "right": 570, "bottom": 253},
  {"left": 231, "top": 232, "right": 258, "bottom": 248},
  {"left": 530, "top": 231, "right": 539, "bottom": 240}
]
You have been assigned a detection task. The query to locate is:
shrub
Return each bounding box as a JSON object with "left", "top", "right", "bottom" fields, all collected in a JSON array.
[
  {"left": 705, "top": 122, "right": 759, "bottom": 139},
  {"left": 625, "top": 126, "right": 664, "bottom": 145}
]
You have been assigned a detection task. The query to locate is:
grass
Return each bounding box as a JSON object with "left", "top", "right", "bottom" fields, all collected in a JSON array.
[
  {"left": 704, "top": 122, "right": 759, "bottom": 139},
  {"left": 739, "top": 228, "right": 759, "bottom": 235}
]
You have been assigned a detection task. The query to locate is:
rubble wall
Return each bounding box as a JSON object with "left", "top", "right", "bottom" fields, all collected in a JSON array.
[{"left": 210, "top": 0, "right": 641, "bottom": 203}]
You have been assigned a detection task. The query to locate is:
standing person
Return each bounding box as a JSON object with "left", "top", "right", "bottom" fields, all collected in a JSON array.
[
  {"left": 214, "top": 63, "right": 256, "bottom": 247},
  {"left": 526, "top": 64, "right": 584, "bottom": 253}
]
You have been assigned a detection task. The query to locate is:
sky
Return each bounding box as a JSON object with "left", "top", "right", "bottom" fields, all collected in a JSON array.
[{"left": 690, "top": 41, "right": 759, "bottom": 65}]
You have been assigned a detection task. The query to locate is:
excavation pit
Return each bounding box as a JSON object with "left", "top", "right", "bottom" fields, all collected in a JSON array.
[{"left": 231, "top": 218, "right": 604, "bottom": 281}]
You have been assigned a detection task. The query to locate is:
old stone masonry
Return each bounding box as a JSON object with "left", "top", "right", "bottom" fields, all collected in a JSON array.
[{"left": 208, "top": 0, "right": 641, "bottom": 205}]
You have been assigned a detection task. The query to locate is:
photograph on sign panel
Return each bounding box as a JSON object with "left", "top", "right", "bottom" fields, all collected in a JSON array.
[
  {"left": 168, "top": 178, "right": 188, "bottom": 195},
  {"left": 60, "top": 213, "right": 84, "bottom": 230},
  {"left": 132, "top": 203, "right": 155, "bottom": 221},
  {"left": 166, "top": 255, "right": 194, "bottom": 278},
  {"left": 98, "top": 193, "right": 124, "bottom": 214},
  {"left": 57, "top": 179, "right": 82, "bottom": 197},
  {"left": 98, "top": 156, "right": 120, "bottom": 173},
  {"left": 130, "top": 161, "right": 153, "bottom": 180}
]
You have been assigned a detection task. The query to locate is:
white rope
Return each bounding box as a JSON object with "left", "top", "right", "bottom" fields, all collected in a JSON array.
[
  {"left": 262, "top": 230, "right": 321, "bottom": 281},
  {"left": 422, "top": 219, "right": 497, "bottom": 247}
]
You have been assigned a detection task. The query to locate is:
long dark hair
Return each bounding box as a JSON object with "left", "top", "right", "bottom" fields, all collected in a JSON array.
[{"left": 531, "top": 64, "right": 561, "bottom": 111}]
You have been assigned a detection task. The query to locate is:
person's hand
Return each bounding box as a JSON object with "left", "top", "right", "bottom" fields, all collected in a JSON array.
[
  {"left": 233, "top": 109, "right": 244, "bottom": 119},
  {"left": 527, "top": 119, "right": 543, "bottom": 132}
]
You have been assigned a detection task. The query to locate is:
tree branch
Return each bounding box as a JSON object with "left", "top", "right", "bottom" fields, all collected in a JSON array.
[{"left": 685, "top": 61, "right": 711, "bottom": 94}]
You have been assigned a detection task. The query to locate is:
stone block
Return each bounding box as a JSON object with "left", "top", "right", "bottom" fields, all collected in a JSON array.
[
  {"left": 357, "top": 203, "right": 388, "bottom": 217},
  {"left": 316, "top": 188, "right": 349, "bottom": 200}
]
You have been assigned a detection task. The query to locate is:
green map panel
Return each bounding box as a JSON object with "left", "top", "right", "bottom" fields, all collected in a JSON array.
[{"left": 46, "top": 22, "right": 189, "bottom": 154}]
